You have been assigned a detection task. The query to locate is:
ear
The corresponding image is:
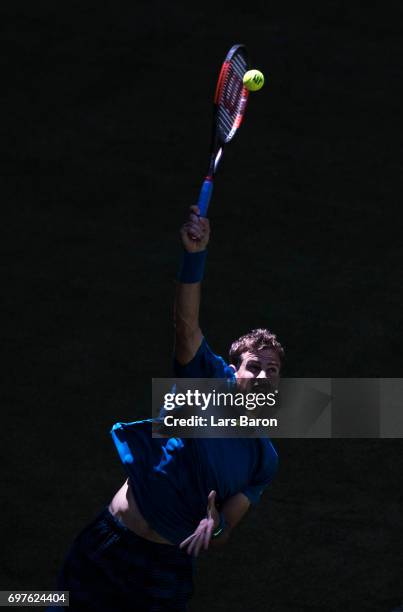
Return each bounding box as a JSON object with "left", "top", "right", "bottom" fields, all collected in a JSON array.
[{"left": 228, "top": 364, "right": 237, "bottom": 374}]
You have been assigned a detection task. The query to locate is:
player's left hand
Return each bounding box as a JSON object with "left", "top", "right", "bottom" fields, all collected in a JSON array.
[{"left": 179, "top": 490, "right": 220, "bottom": 556}]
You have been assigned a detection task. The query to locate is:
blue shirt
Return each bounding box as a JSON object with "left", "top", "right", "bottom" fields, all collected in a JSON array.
[{"left": 111, "top": 338, "right": 278, "bottom": 545}]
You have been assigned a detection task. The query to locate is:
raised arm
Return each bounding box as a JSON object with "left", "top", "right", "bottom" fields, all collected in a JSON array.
[{"left": 174, "top": 205, "right": 210, "bottom": 365}]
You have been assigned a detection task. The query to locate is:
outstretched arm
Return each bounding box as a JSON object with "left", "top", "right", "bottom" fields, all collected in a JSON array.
[{"left": 175, "top": 205, "right": 210, "bottom": 365}]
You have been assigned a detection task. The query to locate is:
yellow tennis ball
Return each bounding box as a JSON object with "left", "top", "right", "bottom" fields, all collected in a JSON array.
[{"left": 243, "top": 69, "right": 265, "bottom": 92}]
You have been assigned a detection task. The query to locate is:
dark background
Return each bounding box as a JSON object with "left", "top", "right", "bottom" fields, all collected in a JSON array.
[{"left": 2, "top": 1, "right": 403, "bottom": 610}]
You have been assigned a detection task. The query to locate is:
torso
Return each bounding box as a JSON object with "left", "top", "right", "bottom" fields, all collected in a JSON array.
[{"left": 108, "top": 479, "right": 174, "bottom": 545}]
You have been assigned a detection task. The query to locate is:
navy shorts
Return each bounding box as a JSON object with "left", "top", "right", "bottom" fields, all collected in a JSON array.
[{"left": 51, "top": 508, "right": 194, "bottom": 611}]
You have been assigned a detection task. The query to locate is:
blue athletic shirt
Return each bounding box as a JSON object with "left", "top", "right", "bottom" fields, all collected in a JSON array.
[{"left": 111, "top": 338, "right": 278, "bottom": 545}]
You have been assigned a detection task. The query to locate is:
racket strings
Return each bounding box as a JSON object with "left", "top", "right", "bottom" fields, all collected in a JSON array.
[
  {"left": 224, "top": 55, "right": 247, "bottom": 107},
  {"left": 216, "top": 51, "right": 249, "bottom": 143}
]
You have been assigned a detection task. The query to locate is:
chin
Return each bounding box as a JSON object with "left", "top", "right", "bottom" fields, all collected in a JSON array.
[{"left": 250, "top": 379, "right": 274, "bottom": 393}]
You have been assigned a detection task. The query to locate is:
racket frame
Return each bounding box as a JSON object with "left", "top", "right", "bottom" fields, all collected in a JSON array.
[{"left": 197, "top": 44, "right": 250, "bottom": 217}]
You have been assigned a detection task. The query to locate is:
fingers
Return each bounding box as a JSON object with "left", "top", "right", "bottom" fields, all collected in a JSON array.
[
  {"left": 187, "top": 532, "right": 203, "bottom": 557},
  {"left": 179, "top": 518, "right": 214, "bottom": 557},
  {"left": 181, "top": 220, "right": 209, "bottom": 243},
  {"left": 187, "top": 207, "right": 210, "bottom": 232},
  {"left": 207, "top": 490, "right": 217, "bottom": 518},
  {"left": 179, "top": 522, "right": 205, "bottom": 553},
  {"left": 188, "top": 216, "right": 209, "bottom": 232},
  {"left": 189, "top": 520, "right": 210, "bottom": 557},
  {"left": 179, "top": 533, "right": 195, "bottom": 549},
  {"left": 189, "top": 205, "right": 200, "bottom": 218},
  {"left": 207, "top": 490, "right": 216, "bottom": 504},
  {"left": 179, "top": 492, "right": 219, "bottom": 557},
  {"left": 203, "top": 518, "right": 214, "bottom": 550},
  {"left": 185, "top": 526, "right": 203, "bottom": 557},
  {"left": 180, "top": 206, "right": 210, "bottom": 248},
  {"left": 184, "top": 222, "right": 203, "bottom": 240}
]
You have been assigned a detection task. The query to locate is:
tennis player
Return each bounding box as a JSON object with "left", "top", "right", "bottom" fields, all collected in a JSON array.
[{"left": 52, "top": 206, "right": 284, "bottom": 611}]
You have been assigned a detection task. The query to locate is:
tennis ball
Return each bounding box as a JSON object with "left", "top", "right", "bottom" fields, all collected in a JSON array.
[{"left": 243, "top": 69, "right": 265, "bottom": 92}]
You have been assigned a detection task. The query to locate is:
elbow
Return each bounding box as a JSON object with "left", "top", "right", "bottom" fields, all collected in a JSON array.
[{"left": 174, "top": 316, "right": 200, "bottom": 342}]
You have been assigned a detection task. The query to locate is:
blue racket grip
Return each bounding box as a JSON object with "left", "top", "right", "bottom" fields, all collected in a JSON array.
[{"left": 197, "top": 178, "right": 214, "bottom": 217}]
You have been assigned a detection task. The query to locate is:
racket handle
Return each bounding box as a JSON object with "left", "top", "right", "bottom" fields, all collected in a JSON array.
[{"left": 197, "top": 178, "right": 214, "bottom": 217}]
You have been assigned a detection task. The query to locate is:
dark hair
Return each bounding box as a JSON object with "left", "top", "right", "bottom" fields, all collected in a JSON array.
[{"left": 229, "top": 328, "right": 285, "bottom": 368}]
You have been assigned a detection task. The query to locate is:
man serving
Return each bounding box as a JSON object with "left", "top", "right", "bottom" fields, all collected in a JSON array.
[{"left": 54, "top": 206, "right": 284, "bottom": 611}]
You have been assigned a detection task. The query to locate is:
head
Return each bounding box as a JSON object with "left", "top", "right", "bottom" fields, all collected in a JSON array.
[{"left": 229, "top": 328, "right": 284, "bottom": 392}]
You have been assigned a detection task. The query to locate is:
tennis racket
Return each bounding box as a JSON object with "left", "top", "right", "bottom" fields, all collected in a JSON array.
[{"left": 197, "top": 44, "right": 250, "bottom": 217}]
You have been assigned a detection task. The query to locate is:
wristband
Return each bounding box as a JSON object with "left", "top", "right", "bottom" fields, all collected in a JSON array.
[
  {"left": 177, "top": 250, "right": 207, "bottom": 284},
  {"left": 212, "top": 512, "right": 226, "bottom": 538}
]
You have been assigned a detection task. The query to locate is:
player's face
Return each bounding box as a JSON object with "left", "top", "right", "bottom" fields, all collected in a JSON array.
[{"left": 234, "top": 348, "right": 281, "bottom": 392}]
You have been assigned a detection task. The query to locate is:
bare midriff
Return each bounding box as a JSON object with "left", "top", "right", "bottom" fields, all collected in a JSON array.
[{"left": 108, "top": 479, "right": 174, "bottom": 545}]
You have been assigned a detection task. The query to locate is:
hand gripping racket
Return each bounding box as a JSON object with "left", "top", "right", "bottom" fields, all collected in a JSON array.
[{"left": 197, "top": 44, "right": 250, "bottom": 217}]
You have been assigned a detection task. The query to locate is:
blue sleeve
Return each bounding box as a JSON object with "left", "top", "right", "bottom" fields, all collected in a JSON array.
[
  {"left": 242, "top": 439, "right": 279, "bottom": 505},
  {"left": 173, "top": 338, "right": 235, "bottom": 379}
]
